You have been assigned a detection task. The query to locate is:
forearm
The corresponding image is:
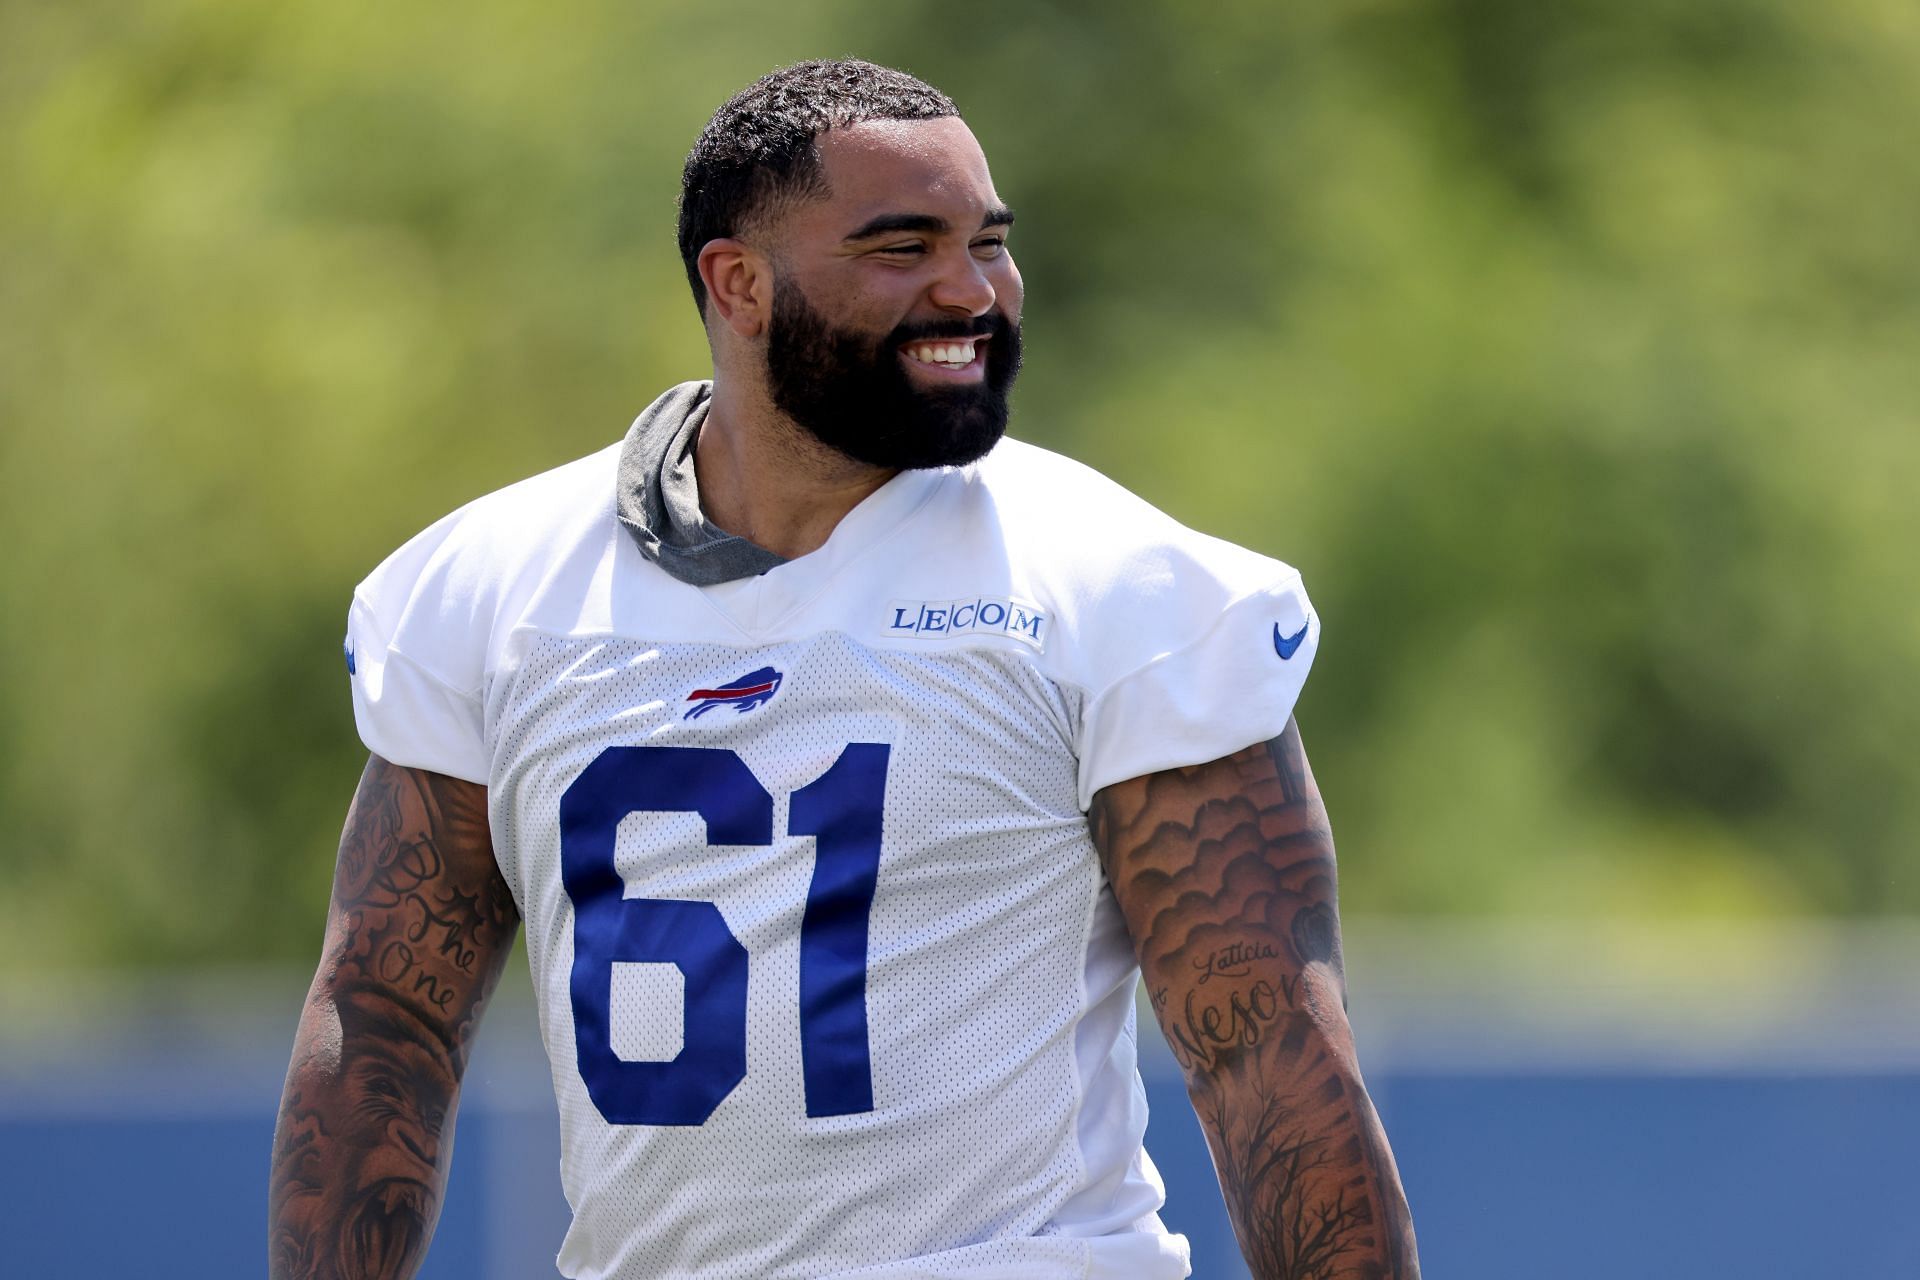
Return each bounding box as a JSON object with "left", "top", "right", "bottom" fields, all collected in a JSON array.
[
  {"left": 1172, "top": 987, "right": 1416, "bottom": 1279},
  {"left": 270, "top": 756, "right": 518, "bottom": 1280},
  {"left": 270, "top": 980, "right": 465, "bottom": 1279}
]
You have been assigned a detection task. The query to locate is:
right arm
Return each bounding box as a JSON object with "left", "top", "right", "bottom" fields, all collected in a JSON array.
[{"left": 269, "top": 755, "right": 521, "bottom": 1280}]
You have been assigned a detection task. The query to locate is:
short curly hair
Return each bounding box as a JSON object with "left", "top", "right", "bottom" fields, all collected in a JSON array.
[{"left": 677, "top": 59, "right": 959, "bottom": 315}]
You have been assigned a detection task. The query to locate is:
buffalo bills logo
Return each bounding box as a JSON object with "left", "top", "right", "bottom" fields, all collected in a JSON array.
[{"left": 684, "top": 667, "right": 783, "bottom": 720}]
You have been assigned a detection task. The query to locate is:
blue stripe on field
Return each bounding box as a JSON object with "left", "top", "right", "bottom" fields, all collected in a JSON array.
[{"left": 2, "top": 1071, "right": 1914, "bottom": 1278}]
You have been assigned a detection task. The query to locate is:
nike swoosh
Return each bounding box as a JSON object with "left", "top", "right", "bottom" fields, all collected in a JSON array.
[{"left": 1273, "top": 622, "right": 1308, "bottom": 660}]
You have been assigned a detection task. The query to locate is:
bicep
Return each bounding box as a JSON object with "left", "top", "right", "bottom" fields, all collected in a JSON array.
[
  {"left": 315, "top": 754, "right": 520, "bottom": 1064},
  {"left": 1089, "top": 718, "right": 1349, "bottom": 1068}
]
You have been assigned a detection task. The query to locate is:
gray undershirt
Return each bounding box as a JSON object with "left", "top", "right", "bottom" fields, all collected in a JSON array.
[{"left": 616, "top": 381, "right": 789, "bottom": 586}]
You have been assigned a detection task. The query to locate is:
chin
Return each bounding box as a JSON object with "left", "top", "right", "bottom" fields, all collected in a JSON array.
[{"left": 821, "top": 394, "right": 1009, "bottom": 471}]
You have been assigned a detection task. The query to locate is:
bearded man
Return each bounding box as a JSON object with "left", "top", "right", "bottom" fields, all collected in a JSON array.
[{"left": 270, "top": 58, "right": 1418, "bottom": 1280}]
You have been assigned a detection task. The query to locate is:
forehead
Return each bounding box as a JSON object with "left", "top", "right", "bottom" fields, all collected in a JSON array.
[{"left": 792, "top": 116, "right": 1000, "bottom": 234}]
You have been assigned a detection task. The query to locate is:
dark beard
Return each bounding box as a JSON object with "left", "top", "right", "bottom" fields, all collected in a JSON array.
[{"left": 764, "top": 279, "right": 1022, "bottom": 471}]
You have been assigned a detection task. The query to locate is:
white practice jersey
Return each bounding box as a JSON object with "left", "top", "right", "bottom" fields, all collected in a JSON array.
[{"left": 346, "top": 426, "right": 1319, "bottom": 1280}]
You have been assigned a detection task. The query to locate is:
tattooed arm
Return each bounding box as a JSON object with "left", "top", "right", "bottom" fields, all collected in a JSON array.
[
  {"left": 269, "top": 755, "right": 521, "bottom": 1279},
  {"left": 1090, "top": 720, "right": 1418, "bottom": 1280}
]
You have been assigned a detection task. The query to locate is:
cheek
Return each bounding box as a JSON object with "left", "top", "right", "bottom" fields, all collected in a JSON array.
[
  {"left": 847, "top": 275, "right": 920, "bottom": 323},
  {"left": 798, "top": 262, "right": 894, "bottom": 309},
  {"left": 996, "top": 260, "right": 1025, "bottom": 319}
]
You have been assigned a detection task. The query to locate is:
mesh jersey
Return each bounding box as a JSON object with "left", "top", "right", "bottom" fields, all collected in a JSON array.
[{"left": 346, "top": 431, "right": 1319, "bottom": 1280}]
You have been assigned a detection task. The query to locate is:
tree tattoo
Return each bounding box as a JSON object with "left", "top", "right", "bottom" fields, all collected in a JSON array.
[
  {"left": 269, "top": 756, "right": 519, "bottom": 1280},
  {"left": 1090, "top": 721, "right": 1418, "bottom": 1280}
]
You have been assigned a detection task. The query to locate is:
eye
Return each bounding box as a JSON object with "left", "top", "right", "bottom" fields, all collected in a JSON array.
[
  {"left": 971, "top": 236, "right": 1007, "bottom": 258},
  {"left": 875, "top": 242, "right": 927, "bottom": 257}
]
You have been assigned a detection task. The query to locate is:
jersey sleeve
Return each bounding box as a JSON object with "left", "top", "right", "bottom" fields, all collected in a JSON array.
[
  {"left": 1075, "top": 569, "right": 1318, "bottom": 808},
  {"left": 345, "top": 510, "right": 492, "bottom": 785}
]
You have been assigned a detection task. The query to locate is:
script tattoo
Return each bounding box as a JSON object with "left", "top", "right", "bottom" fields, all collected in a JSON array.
[
  {"left": 1090, "top": 721, "right": 1419, "bottom": 1280},
  {"left": 270, "top": 756, "right": 519, "bottom": 1280},
  {"left": 1193, "top": 940, "right": 1282, "bottom": 987}
]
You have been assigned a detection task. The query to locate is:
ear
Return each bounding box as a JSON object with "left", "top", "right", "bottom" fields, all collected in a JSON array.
[{"left": 698, "top": 238, "right": 772, "bottom": 338}]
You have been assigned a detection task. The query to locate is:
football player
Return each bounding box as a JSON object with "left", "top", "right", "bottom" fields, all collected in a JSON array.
[{"left": 270, "top": 59, "right": 1418, "bottom": 1280}]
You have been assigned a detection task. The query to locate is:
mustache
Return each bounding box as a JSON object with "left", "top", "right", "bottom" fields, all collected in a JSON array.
[{"left": 887, "top": 313, "right": 1011, "bottom": 346}]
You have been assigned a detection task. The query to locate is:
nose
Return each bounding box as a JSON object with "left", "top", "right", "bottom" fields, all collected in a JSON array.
[{"left": 928, "top": 251, "right": 996, "bottom": 317}]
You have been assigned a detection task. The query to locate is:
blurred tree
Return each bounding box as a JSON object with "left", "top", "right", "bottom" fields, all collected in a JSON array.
[{"left": 1, "top": 0, "right": 1914, "bottom": 969}]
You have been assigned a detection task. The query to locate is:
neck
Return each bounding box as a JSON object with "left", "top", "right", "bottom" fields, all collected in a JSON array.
[{"left": 695, "top": 380, "right": 896, "bottom": 561}]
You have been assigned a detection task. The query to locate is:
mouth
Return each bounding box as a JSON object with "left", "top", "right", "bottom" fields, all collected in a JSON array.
[
  {"left": 899, "top": 334, "right": 988, "bottom": 381},
  {"left": 344, "top": 1178, "right": 433, "bottom": 1274}
]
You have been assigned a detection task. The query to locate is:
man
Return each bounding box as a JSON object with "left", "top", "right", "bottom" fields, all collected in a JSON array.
[{"left": 270, "top": 59, "right": 1418, "bottom": 1280}]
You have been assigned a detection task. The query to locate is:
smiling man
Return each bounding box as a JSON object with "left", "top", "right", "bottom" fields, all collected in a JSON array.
[{"left": 271, "top": 60, "right": 1418, "bottom": 1280}]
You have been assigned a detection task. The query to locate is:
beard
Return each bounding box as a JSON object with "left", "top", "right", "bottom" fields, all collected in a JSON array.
[{"left": 764, "top": 278, "right": 1022, "bottom": 471}]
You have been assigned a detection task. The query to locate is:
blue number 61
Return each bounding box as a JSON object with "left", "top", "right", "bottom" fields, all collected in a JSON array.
[{"left": 559, "top": 743, "right": 889, "bottom": 1125}]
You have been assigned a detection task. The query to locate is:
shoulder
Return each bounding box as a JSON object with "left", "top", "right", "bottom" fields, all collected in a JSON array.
[
  {"left": 959, "top": 441, "right": 1320, "bottom": 807},
  {"left": 345, "top": 441, "right": 624, "bottom": 782},
  {"left": 356, "top": 444, "right": 620, "bottom": 622},
  {"left": 961, "top": 437, "right": 1309, "bottom": 679},
  {"left": 352, "top": 442, "right": 622, "bottom": 691},
  {"left": 970, "top": 437, "right": 1291, "bottom": 593}
]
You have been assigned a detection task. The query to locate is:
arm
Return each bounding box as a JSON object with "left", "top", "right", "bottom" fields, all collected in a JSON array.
[
  {"left": 1089, "top": 719, "right": 1418, "bottom": 1280},
  {"left": 269, "top": 755, "right": 521, "bottom": 1280}
]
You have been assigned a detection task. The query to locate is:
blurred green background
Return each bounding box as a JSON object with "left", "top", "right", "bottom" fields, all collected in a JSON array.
[{"left": 3, "top": 0, "right": 1915, "bottom": 975}]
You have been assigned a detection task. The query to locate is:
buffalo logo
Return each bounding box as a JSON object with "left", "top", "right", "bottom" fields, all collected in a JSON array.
[{"left": 684, "top": 667, "right": 783, "bottom": 720}]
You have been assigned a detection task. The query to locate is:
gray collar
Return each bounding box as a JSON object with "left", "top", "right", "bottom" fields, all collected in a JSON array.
[{"left": 616, "top": 381, "right": 789, "bottom": 586}]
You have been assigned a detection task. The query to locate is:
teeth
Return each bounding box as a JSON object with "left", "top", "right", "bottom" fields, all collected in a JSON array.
[{"left": 909, "top": 339, "right": 977, "bottom": 367}]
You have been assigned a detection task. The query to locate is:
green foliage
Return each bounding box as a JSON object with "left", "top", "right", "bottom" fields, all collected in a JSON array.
[{"left": 2, "top": 0, "right": 1915, "bottom": 968}]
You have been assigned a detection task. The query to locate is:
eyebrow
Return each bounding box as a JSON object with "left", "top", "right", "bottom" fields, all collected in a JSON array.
[{"left": 842, "top": 207, "right": 1016, "bottom": 242}]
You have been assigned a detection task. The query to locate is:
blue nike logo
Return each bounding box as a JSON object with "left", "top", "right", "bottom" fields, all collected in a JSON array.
[
  {"left": 343, "top": 638, "right": 356, "bottom": 676},
  {"left": 1273, "top": 622, "right": 1308, "bottom": 660}
]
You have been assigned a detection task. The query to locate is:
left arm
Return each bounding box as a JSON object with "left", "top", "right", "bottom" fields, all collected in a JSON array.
[{"left": 1089, "top": 718, "right": 1418, "bottom": 1280}]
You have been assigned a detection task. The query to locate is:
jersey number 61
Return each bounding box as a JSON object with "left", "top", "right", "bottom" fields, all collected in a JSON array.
[{"left": 560, "top": 743, "right": 889, "bottom": 1125}]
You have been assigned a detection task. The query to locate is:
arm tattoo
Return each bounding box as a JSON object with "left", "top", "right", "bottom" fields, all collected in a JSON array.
[
  {"left": 270, "top": 756, "right": 520, "bottom": 1280},
  {"left": 1090, "top": 721, "right": 1419, "bottom": 1280}
]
